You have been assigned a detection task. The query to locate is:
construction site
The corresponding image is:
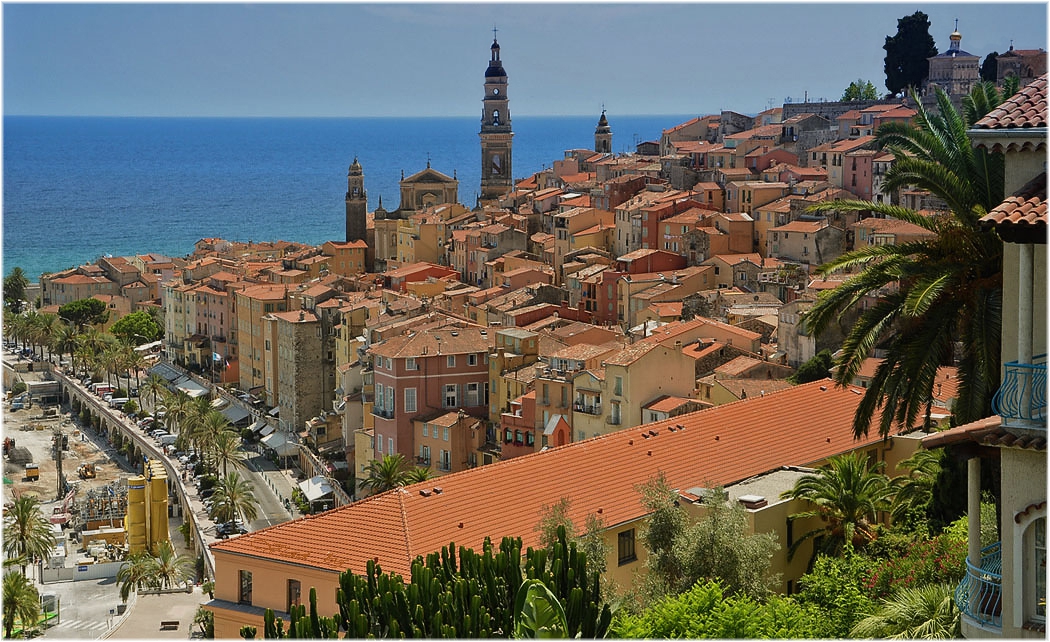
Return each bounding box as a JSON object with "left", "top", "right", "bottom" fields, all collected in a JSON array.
[{"left": 4, "top": 390, "right": 172, "bottom": 579}]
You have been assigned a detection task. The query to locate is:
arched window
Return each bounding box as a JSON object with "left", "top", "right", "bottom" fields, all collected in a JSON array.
[{"left": 492, "top": 110, "right": 500, "bottom": 126}]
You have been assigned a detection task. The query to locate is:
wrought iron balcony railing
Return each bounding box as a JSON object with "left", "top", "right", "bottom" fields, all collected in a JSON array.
[
  {"left": 573, "top": 402, "right": 601, "bottom": 416},
  {"left": 992, "top": 355, "right": 1046, "bottom": 426},
  {"left": 955, "top": 541, "right": 1002, "bottom": 628}
]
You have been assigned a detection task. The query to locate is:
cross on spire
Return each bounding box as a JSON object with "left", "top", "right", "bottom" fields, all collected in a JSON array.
[
  {"left": 426, "top": 152, "right": 431, "bottom": 168},
  {"left": 954, "top": 18, "right": 958, "bottom": 31},
  {"left": 493, "top": 25, "right": 498, "bottom": 41}
]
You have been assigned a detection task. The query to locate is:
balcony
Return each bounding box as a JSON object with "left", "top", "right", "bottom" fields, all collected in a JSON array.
[
  {"left": 372, "top": 408, "right": 394, "bottom": 420},
  {"left": 992, "top": 356, "right": 1047, "bottom": 428},
  {"left": 955, "top": 542, "right": 1002, "bottom": 629},
  {"left": 573, "top": 402, "right": 601, "bottom": 416},
  {"left": 415, "top": 456, "right": 430, "bottom": 466}
]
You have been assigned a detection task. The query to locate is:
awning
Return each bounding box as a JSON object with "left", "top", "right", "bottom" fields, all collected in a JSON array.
[
  {"left": 174, "top": 377, "right": 209, "bottom": 398},
  {"left": 261, "top": 430, "right": 299, "bottom": 457},
  {"left": 249, "top": 418, "right": 269, "bottom": 434},
  {"left": 221, "top": 404, "right": 251, "bottom": 426},
  {"left": 268, "top": 406, "right": 280, "bottom": 417},
  {"left": 134, "top": 340, "right": 163, "bottom": 353},
  {"left": 298, "top": 476, "right": 334, "bottom": 502}
]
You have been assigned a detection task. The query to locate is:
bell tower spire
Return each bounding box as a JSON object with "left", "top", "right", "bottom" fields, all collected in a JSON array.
[
  {"left": 345, "top": 157, "right": 367, "bottom": 243},
  {"left": 479, "top": 29, "right": 513, "bottom": 203}
]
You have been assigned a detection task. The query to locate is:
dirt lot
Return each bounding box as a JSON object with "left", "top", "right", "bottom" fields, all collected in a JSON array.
[{"left": 4, "top": 403, "right": 133, "bottom": 503}]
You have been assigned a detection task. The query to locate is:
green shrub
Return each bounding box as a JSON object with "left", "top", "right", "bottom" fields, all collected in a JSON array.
[{"left": 861, "top": 532, "right": 966, "bottom": 599}]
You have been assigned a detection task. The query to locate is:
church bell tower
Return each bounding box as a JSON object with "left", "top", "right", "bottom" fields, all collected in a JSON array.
[
  {"left": 594, "top": 109, "right": 612, "bottom": 153},
  {"left": 345, "top": 157, "right": 367, "bottom": 243},
  {"left": 479, "top": 31, "right": 513, "bottom": 202}
]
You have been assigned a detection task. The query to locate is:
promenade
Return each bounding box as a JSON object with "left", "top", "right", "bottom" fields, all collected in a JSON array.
[{"left": 4, "top": 354, "right": 305, "bottom": 639}]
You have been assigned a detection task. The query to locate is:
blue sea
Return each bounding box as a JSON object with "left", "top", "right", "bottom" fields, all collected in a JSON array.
[{"left": 2, "top": 115, "right": 691, "bottom": 282}]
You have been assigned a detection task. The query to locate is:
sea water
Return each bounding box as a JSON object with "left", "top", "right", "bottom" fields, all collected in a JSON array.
[{"left": 3, "top": 114, "right": 692, "bottom": 281}]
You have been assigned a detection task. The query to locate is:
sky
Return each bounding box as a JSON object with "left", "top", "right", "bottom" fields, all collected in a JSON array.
[{"left": 3, "top": 2, "right": 1047, "bottom": 118}]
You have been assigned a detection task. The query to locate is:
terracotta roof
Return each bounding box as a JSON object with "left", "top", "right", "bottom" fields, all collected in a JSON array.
[
  {"left": 773, "top": 219, "right": 826, "bottom": 233},
  {"left": 212, "top": 380, "right": 896, "bottom": 575},
  {"left": 644, "top": 395, "right": 699, "bottom": 413},
  {"left": 978, "top": 173, "right": 1047, "bottom": 240},
  {"left": 370, "top": 326, "right": 493, "bottom": 359},
  {"left": 922, "top": 415, "right": 1047, "bottom": 451},
  {"left": 974, "top": 75, "right": 1047, "bottom": 130},
  {"left": 714, "top": 355, "right": 765, "bottom": 377}
]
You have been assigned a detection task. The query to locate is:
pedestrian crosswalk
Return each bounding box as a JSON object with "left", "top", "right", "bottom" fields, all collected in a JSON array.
[{"left": 46, "top": 618, "right": 110, "bottom": 635}]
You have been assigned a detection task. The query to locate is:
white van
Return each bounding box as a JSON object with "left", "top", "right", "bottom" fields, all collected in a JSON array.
[
  {"left": 108, "top": 397, "right": 129, "bottom": 409},
  {"left": 159, "top": 434, "right": 177, "bottom": 447}
]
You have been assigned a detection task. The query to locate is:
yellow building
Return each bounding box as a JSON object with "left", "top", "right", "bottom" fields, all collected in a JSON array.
[
  {"left": 235, "top": 283, "right": 290, "bottom": 395},
  {"left": 206, "top": 379, "right": 923, "bottom": 637}
]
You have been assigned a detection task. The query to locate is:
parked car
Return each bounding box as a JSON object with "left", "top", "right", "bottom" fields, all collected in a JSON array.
[{"left": 215, "top": 521, "right": 247, "bottom": 538}]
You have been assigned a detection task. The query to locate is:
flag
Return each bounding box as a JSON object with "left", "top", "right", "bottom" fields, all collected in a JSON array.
[
  {"left": 225, "top": 360, "right": 231, "bottom": 370},
  {"left": 212, "top": 352, "right": 222, "bottom": 362}
]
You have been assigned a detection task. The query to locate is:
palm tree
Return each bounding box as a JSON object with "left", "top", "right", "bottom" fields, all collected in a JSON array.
[
  {"left": 117, "top": 550, "right": 158, "bottom": 603},
  {"left": 151, "top": 540, "right": 194, "bottom": 590},
  {"left": 161, "top": 390, "right": 195, "bottom": 441},
  {"left": 212, "top": 429, "right": 247, "bottom": 476},
  {"left": 359, "top": 453, "right": 411, "bottom": 495},
  {"left": 209, "top": 471, "right": 259, "bottom": 525},
  {"left": 781, "top": 451, "right": 895, "bottom": 560},
  {"left": 3, "top": 570, "right": 41, "bottom": 638},
  {"left": 192, "top": 409, "right": 232, "bottom": 471},
  {"left": 403, "top": 466, "right": 435, "bottom": 485},
  {"left": 140, "top": 374, "right": 167, "bottom": 413},
  {"left": 804, "top": 86, "right": 1004, "bottom": 437},
  {"left": 2, "top": 495, "right": 57, "bottom": 577},
  {"left": 851, "top": 582, "right": 960, "bottom": 639},
  {"left": 51, "top": 321, "right": 79, "bottom": 371},
  {"left": 890, "top": 448, "right": 943, "bottom": 526},
  {"left": 963, "top": 77, "right": 1020, "bottom": 126}
]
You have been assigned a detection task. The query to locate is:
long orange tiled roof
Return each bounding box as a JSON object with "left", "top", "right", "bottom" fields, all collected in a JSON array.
[
  {"left": 213, "top": 380, "right": 895, "bottom": 576},
  {"left": 979, "top": 173, "right": 1047, "bottom": 240},
  {"left": 974, "top": 75, "right": 1047, "bottom": 130}
]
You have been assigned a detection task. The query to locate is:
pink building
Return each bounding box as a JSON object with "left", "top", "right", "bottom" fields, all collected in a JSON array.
[{"left": 368, "top": 326, "right": 495, "bottom": 460}]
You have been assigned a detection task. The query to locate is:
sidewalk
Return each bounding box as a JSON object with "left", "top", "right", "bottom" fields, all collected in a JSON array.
[{"left": 104, "top": 587, "right": 205, "bottom": 639}]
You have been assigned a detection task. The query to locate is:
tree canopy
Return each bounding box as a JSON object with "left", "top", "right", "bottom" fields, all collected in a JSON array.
[
  {"left": 3, "top": 268, "right": 29, "bottom": 313},
  {"left": 883, "top": 11, "right": 937, "bottom": 95},
  {"left": 980, "top": 52, "right": 999, "bottom": 82},
  {"left": 58, "top": 297, "right": 109, "bottom": 327},
  {"left": 110, "top": 310, "right": 162, "bottom": 344},
  {"left": 842, "top": 78, "right": 880, "bottom": 101}
]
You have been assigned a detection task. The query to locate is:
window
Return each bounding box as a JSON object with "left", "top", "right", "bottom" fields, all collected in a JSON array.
[
  {"left": 406, "top": 357, "right": 417, "bottom": 370},
  {"left": 466, "top": 383, "right": 480, "bottom": 406},
  {"left": 420, "top": 444, "right": 430, "bottom": 464},
  {"left": 239, "top": 570, "right": 253, "bottom": 605},
  {"left": 386, "top": 387, "right": 394, "bottom": 414},
  {"left": 377, "top": 436, "right": 382, "bottom": 453},
  {"left": 447, "top": 355, "right": 456, "bottom": 368},
  {"left": 388, "top": 437, "right": 394, "bottom": 454},
  {"left": 444, "top": 384, "right": 457, "bottom": 408},
  {"left": 375, "top": 383, "right": 384, "bottom": 411},
  {"left": 385, "top": 357, "right": 392, "bottom": 370},
  {"left": 618, "top": 529, "right": 637, "bottom": 565},
  {"left": 467, "top": 353, "right": 478, "bottom": 366},
  {"left": 439, "top": 449, "right": 451, "bottom": 471},
  {"left": 405, "top": 388, "right": 417, "bottom": 413},
  {"left": 443, "top": 426, "right": 449, "bottom": 441},
  {"left": 422, "top": 423, "right": 428, "bottom": 437},
  {"left": 1029, "top": 516, "right": 1046, "bottom": 620},
  {"left": 614, "top": 376, "right": 623, "bottom": 396},
  {"left": 610, "top": 401, "right": 621, "bottom": 425},
  {"left": 287, "top": 579, "right": 301, "bottom": 612}
]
